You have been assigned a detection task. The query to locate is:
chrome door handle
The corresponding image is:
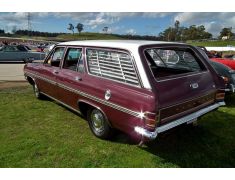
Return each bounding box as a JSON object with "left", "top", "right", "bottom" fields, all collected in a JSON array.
[
  {"left": 53, "top": 70, "right": 59, "bottom": 74},
  {"left": 75, "top": 76, "right": 82, "bottom": 81},
  {"left": 190, "top": 83, "right": 199, "bottom": 89}
]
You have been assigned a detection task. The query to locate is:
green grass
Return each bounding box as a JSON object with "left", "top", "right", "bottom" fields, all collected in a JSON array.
[
  {"left": 187, "top": 40, "right": 235, "bottom": 47},
  {"left": 0, "top": 86, "right": 235, "bottom": 167},
  {"left": 56, "top": 32, "right": 123, "bottom": 41}
]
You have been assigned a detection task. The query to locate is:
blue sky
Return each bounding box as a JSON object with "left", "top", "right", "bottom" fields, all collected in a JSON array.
[{"left": 0, "top": 12, "right": 235, "bottom": 37}]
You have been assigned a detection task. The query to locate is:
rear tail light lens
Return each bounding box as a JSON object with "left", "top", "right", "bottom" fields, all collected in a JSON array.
[{"left": 144, "top": 112, "right": 158, "bottom": 130}]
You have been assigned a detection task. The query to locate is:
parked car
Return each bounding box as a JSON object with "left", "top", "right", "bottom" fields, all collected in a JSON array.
[
  {"left": 198, "top": 46, "right": 235, "bottom": 70},
  {"left": 224, "top": 54, "right": 235, "bottom": 60},
  {"left": 210, "top": 57, "right": 235, "bottom": 70},
  {"left": 197, "top": 47, "right": 235, "bottom": 93},
  {"left": 0, "top": 45, "right": 45, "bottom": 63},
  {"left": 24, "top": 40, "right": 226, "bottom": 144}
]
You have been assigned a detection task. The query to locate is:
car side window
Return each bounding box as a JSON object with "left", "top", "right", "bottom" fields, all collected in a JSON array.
[
  {"left": 63, "top": 48, "right": 83, "bottom": 72},
  {"left": 4, "top": 46, "right": 18, "bottom": 52},
  {"left": 87, "top": 48, "right": 140, "bottom": 86},
  {"left": 45, "top": 47, "right": 65, "bottom": 67}
]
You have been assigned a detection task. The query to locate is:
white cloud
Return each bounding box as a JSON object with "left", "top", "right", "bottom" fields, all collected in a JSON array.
[
  {"left": 174, "top": 12, "right": 235, "bottom": 36},
  {"left": 126, "top": 28, "right": 136, "bottom": 35},
  {"left": 0, "top": 12, "right": 49, "bottom": 32},
  {"left": 51, "top": 12, "right": 172, "bottom": 29}
]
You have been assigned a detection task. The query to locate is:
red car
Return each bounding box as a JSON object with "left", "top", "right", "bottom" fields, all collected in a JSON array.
[
  {"left": 198, "top": 46, "right": 235, "bottom": 70},
  {"left": 24, "top": 40, "right": 226, "bottom": 144},
  {"left": 211, "top": 57, "right": 235, "bottom": 70}
]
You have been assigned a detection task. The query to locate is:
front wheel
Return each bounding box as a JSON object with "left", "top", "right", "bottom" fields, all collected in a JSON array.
[
  {"left": 87, "top": 108, "right": 113, "bottom": 139},
  {"left": 33, "top": 83, "right": 43, "bottom": 99}
]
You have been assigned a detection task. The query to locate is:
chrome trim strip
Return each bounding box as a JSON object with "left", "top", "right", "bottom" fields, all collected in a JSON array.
[
  {"left": 24, "top": 70, "right": 141, "bottom": 118},
  {"left": 40, "top": 92, "right": 81, "bottom": 114},
  {"left": 135, "top": 101, "right": 225, "bottom": 140}
]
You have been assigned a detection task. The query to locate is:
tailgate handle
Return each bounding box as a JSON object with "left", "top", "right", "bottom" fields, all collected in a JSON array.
[{"left": 190, "top": 83, "right": 199, "bottom": 89}]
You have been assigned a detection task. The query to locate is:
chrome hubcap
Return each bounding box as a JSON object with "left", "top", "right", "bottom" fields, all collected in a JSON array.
[
  {"left": 91, "top": 109, "right": 104, "bottom": 133},
  {"left": 34, "top": 84, "right": 39, "bottom": 97}
]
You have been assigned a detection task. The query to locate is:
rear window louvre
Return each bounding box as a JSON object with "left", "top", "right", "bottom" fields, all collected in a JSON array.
[{"left": 87, "top": 49, "right": 140, "bottom": 86}]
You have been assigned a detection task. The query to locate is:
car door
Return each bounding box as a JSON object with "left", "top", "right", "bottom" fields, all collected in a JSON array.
[
  {"left": 55, "top": 47, "right": 86, "bottom": 109},
  {"left": 37, "top": 46, "right": 65, "bottom": 99}
]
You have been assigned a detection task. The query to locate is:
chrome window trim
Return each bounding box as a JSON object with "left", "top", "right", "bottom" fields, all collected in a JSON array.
[
  {"left": 25, "top": 70, "right": 141, "bottom": 118},
  {"left": 85, "top": 47, "right": 143, "bottom": 88}
]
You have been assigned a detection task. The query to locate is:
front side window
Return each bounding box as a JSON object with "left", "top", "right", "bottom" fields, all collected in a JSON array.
[
  {"left": 3, "top": 46, "right": 18, "bottom": 52},
  {"left": 145, "top": 47, "right": 206, "bottom": 79},
  {"left": 63, "top": 48, "right": 83, "bottom": 72},
  {"left": 45, "top": 47, "right": 65, "bottom": 67},
  {"left": 87, "top": 48, "right": 140, "bottom": 86}
]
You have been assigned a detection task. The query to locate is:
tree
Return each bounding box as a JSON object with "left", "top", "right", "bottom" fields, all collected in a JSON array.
[
  {"left": 0, "top": 29, "right": 5, "bottom": 34},
  {"left": 102, "top": 27, "right": 109, "bottom": 34},
  {"left": 67, "top": 23, "right": 74, "bottom": 34},
  {"left": 219, "top": 27, "right": 234, "bottom": 39},
  {"left": 12, "top": 26, "right": 17, "bottom": 34},
  {"left": 159, "top": 23, "right": 212, "bottom": 41},
  {"left": 76, "top": 23, "right": 84, "bottom": 34},
  {"left": 174, "top": 20, "right": 181, "bottom": 41}
]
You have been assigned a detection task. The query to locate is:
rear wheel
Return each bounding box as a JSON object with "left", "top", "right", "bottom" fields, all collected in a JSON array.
[{"left": 87, "top": 108, "right": 113, "bottom": 139}]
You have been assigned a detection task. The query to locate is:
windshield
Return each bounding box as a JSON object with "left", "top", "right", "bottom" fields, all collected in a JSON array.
[{"left": 145, "top": 47, "right": 206, "bottom": 79}]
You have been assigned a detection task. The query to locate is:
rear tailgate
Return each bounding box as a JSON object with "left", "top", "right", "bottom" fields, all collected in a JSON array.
[{"left": 155, "top": 71, "right": 217, "bottom": 125}]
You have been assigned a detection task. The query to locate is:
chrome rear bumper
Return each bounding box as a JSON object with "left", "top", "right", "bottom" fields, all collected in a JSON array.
[{"left": 135, "top": 101, "right": 225, "bottom": 140}]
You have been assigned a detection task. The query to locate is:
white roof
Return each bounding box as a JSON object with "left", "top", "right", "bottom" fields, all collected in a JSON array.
[{"left": 58, "top": 40, "right": 183, "bottom": 49}]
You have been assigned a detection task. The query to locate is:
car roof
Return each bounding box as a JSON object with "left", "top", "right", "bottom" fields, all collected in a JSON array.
[{"left": 58, "top": 40, "right": 185, "bottom": 49}]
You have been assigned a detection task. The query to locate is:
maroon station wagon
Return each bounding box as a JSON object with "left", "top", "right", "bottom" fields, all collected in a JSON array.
[{"left": 24, "top": 40, "right": 226, "bottom": 144}]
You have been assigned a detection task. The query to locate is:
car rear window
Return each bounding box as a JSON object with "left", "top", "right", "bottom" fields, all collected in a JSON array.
[
  {"left": 86, "top": 48, "right": 140, "bottom": 86},
  {"left": 144, "top": 47, "right": 206, "bottom": 80}
]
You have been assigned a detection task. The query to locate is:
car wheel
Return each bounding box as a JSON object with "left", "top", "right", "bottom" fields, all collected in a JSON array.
[
  {"left": 87, "top": 108, "right": 113, "bottom": 139},
  {"left": 33, "top": 83, "right": 43, "bottom": 99},
  {"left": 23, "top": 57, "right": 34, "bottom": 63}
]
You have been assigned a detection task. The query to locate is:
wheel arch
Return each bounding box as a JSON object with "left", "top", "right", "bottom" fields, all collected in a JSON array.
[
  {"left": 26, "top": 75, "right": 35, "bottom": 85},
  {"left": 77, "top": 99, "right": 112, "bottom": 127}
]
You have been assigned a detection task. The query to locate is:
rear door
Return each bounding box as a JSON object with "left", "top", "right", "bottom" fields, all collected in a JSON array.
[
  {"left": 55, "top": 47, "right": 86, "bottom": 109},
  {"left": 144, "top": 46, "right": 216, "bottom": 124}
]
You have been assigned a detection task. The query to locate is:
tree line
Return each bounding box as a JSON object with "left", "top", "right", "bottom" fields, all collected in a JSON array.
[
  {"left": 0, "top": 29, "right": 65, "bottom": 37},
  {"left": 0, "top": 20, "right": 234, "bottom": 41}
]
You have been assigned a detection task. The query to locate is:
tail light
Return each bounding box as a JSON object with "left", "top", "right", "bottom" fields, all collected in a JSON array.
[{"left": 144, "top": 112, "right": 158, "bottom": 130}]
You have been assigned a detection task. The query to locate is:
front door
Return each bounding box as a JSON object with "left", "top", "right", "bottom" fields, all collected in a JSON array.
[{"left": 37, "top": 46, "right": 65, "bottom": 99}]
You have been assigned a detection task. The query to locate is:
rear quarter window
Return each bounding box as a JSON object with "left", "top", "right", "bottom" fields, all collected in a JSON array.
[
  {"left": 86, "top": 48, "right": 140, "bottom": 87},
  {"left": 144, "top": 47, "right": 206, "bottom": 80}
]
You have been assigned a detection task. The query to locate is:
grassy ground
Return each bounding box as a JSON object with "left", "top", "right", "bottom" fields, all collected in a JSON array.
[
  {"left": 56, "top": 32, "right": 122, "bottom": 41},
  {"left": 0, "top": 85, "right": 235, "bottom": 167},
  {"left": 188, "top": 40, "right": 235, "bottom": 47}
]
